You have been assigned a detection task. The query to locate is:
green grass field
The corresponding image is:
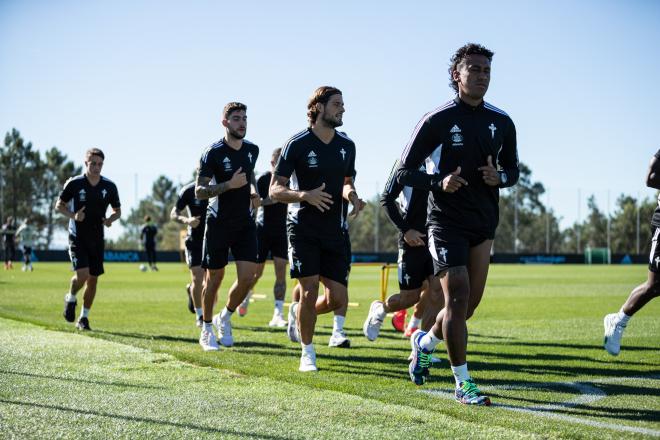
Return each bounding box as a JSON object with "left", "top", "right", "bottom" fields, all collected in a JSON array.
[{"left": 0, "top": 263, "right": 658, "bottom": 439}]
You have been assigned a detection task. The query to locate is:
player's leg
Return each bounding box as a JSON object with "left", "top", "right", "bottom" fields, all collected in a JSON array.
[
  {"left": 190, "top": 265, "right": 205, "bottom": 327},
  {"left": 604, "top": 233, "right": 660, "bottom": 355},
  {"left": 421, "top": 276, "right": 444, "bottom": 331},
  {"left": 200, "top": 268, "right": 224, "bottom": 351},
  {"left": 297, "top": 275, "right": 320, "bottom": 371},
  {"left": 239, "top": 262, "right": 264, "bottom": 317},
  {"left": 406, "top": 283, "right": 430, "bottom": 337},
  {"left": 75, "top": 275, "right": 98, "bottom": 330},
  {"left": 269, "top": 256, "right": 287, "bottom": 327},
  {"left": 63, "top": 239, "right": 89, "bottom": 323}
]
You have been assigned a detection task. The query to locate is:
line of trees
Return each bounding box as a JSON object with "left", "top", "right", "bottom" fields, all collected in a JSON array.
[{"left": 1, "top": 128, "right": 655, "bottom": 255}]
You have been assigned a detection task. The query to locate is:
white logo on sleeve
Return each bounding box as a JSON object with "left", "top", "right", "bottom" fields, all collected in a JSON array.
[
  {"left": 438, "top": 247, "right": 448, "bottom": 262},
  {"left": 489, "top": 123, "right": 497, "bottom": 139},
  {"left": 101, "top": 189, "right": 107, "bottom": 199},
  {"left": 223, "top": 157, "right": 232, "bottom": 171},
  {"left": 79, "top": 189, "right": 86, "bottom": 202},
  {"left": 403, "top": 273, "right": 411, "bottom": 285},
  {"left": 307, "top": 151, "right": 318, "bottom": 167},
  {"left": 247, "top": 152, "right": 253, "bottom": 163},
  {"left": 655, "top": 256, "right": 660, "bottom": 268},
  {"left": 340, "top": 148, "right": 346, "bottom": 160},
  {"left": 294, "top": 259, "right": 302, "bottom": 272}
]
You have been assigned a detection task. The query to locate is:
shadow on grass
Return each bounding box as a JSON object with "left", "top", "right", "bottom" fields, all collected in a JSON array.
[
  {"left": 0, "top": 399, "right": 289, "bottom": 439},
  {"left": 95, "top": 330, "right": 197, "bottom": 344},
  {"left": 0, "top": 369, "right": 165, "bottom": 390}
]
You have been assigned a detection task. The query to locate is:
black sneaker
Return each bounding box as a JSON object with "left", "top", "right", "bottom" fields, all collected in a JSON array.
[
  {"left": 63, "top": 298, "right": 77, "bottom": 322},
  {"left": 186, "top": 284, "right": 195, "bottom": 314},
  {"left": 76, "top": 317, "right": 92, "bottom": 331}
]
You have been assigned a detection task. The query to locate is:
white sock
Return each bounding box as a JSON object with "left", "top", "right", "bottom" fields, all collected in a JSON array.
[
  {"left": 451, "top": 363, "right": 470, "bottom": 386},
  {"left": 376, "top": 303, "right": 387, "bottom": 321},
  {"left": 221, "top": 307, "right": 233, "bottom": 322},
  {"left": 301, "top": 343, "right": 315, "bottom": 355},
  {"left": 275, "top": 300, "right": 284, "bottom": 315},
  {"left": 408, "top": 316, "right": 422, "bottom": 329},
  {"left": 195, "top": 308, "right": 203, "bottom": 319},
  {"left": 617, "top": 310, "right": 631, "bottom": 326},
  {"left": 203, "top": 322, "right": 213, "bottom": 332},
  {"left": 80, "top": 307, "right": 90, "bottom": 319},
  {"left": 333, "top": 315, "right": 345, "bottom": 332},
  {"left": 419, "top": 330, "right": 442, "bottom": 352},
  {"left": 65, "top": 293, "right": 76, "bottom": 303}
]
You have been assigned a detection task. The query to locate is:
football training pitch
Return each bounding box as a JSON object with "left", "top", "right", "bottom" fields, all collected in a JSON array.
[{"left": 1, "top": 263, "right": 658, "bottom": 439}]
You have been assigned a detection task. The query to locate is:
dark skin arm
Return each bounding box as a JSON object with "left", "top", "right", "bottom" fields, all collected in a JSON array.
[{"left": 646, "top": 155, "right": 660, "bottom": 190}]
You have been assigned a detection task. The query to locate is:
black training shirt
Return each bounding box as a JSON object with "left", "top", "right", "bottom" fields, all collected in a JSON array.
[
  {"left": 59, "top": 174, "right": 121, "bottom": 240},
  {"left": 141, "top": 224, "right": 158, "bottom": 246},
  {"left": 256, "top": 171, "right": 287, "bottom": 234},
  {"left": 275, "top": 128, "right": 356, "bottom": 238},
  {"left": 651, "top": 150, "right": 660, "bottom": 227},
  {"left": 198, "top": 138, "right": 259, "bottom": 230},
  {"left": 397, "top": 97, "right": 519, "bottom": 237},
  {"left": 380, "top": 160, "right": 429, "bottom": 237},
  {"left": 175, "top": 181, "right": 208, "bottom": 243}
]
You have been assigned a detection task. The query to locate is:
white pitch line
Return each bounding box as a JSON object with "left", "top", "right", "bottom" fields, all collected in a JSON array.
[{"left": 421, "top": 377, "right": 660, "bottom": 437}]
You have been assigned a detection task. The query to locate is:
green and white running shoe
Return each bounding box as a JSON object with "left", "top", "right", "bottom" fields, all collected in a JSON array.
[{"left": 455, "top": 379, "right": 491, "bottom": 406}]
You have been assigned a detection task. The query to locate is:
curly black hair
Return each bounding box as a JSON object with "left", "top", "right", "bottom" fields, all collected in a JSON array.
[{"left": 449, "top": 43, "right": 494, "bottom": 93}]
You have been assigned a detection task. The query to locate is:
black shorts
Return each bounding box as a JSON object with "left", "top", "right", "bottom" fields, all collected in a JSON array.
[
  {"left": 649, "top": 226, "right": 660, "bottom": 273},
  {"left": 4, "top": 243, "right": 15, "bottom": 261},
  {"left": 344, "top": 230, "right": 352, "bottom": 274},
  {"left": 256, "top": 225, "right": 287, "bottom": 263},
  {"left": 185, "top": 239, "right": 203, "bottom": 268},
  {"left": 22, "top": 246, "right": 32, "bottom": 258},
  {"left": 202, "top": 222, "right": 257, "bottom": 270},
  {"left": 69, "top": 235, "right": 105, "bottom": 276},
  {"left": 397, "top": 241, "right": 434, "bottom": 290},
  {"left": 288, "top": 232, "right": 349, "bottom": 286},
  {"left": 427, "top": 225, "right": 490, "bottom": 275}
]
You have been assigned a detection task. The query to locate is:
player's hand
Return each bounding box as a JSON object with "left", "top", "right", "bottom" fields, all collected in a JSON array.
[
  {"left": 188, "top": 216, "right": 200, "bottom": 228},
  {"left": 403, "top": 229, "right": 426, "bottom": 247},
  {"left": 348, "top": 196, "right": 366, "bottom": 219},
  {"left": 250, "top": 192, "right": 261, "bottom": 209},
  {"left": 303, "top": 183, "right": 333, "bottom": 212},
  {"left": 478, "top": 155, "right": 500, "bottom": 187},
  {"left": 103, "top": 218, "right": 113, "bottom": 227},
  {"left": 74, "top": 206, "right": 85, "bottom": 222},
  {"left": 227, "top": 167, "right": 248, "bottom": 189},
  {"left": 441, "top": 166, "right": 468, "bottom": 193}
]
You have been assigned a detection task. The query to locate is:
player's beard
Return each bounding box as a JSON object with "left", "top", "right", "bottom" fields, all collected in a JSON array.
[
  {"left": 228, "top": 128, "right": 246, "bottom": 140},
  {"left": 321, "top": 113, "right": 343, "bottom": 128}
]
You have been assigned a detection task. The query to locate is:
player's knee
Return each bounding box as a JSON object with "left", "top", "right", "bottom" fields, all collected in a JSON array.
[{"left": 647, "top": 278, "right": 660, "bottom": 297}]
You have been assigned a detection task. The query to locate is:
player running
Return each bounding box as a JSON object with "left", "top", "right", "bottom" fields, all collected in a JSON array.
[
  {"left": 363, "top": 160, "right": 444, "bottom": 342},
  {"left": 140, "top": 216, "right": 158, "bottom": 271},
  {"left": 603, "top": 149, "right": 660, "bottom": 355},
  {"left": 195, "top": 102, "right": 260, "bottom": 351},
  {"left": 239, "top": 148, "right": 289, "bottom": 327},
  {"left": 56, "top": 148, "right": 121, "bottom": 331},
  {"left": 16, "top": 217, "right": 38, "bottom": 271},
  {"left": 171, "top": 181, "right": 209, "bottom": 328},
  {"left": 398, "top": 43, "right": 519, "bottom": 405},
  {"left": 271, "top": 86, "right": 364, "bottom": 371},
  {"left": 2, "top": 216, "right": 16, "bottom": 270}
]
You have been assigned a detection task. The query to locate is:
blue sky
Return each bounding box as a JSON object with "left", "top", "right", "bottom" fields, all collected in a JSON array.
[{"left": 1, "top": 0, "right": 659, "bottom": 244}]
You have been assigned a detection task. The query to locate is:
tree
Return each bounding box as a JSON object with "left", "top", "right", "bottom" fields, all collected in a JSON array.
[
  {"left": 0, "top": 129, "right": 41, "bottom": 221},
  {"left": 581, "top": 195, "right": 608, "bottom": 249},
  {"left": 348, "top": 197, "right": 398, "bottom": 253},
  {"left": 37, "top": 147, "right": 82, "bottom": 248},
  {"left": 610, "top": 195, "right": 656, "bottom": 254}
]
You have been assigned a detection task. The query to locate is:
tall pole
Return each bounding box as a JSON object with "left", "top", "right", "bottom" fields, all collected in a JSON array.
[
  {"left": 374, "top": 183, "right": 379, "bottom": 253},
  {"left": 545, "top": 191, "right": 550, "bottom": 253},
  {"left": 607, "top": 190, "right": 611, "bottom": 263},
  {"left": 636, "top": 192, "right": 640, "bottom": 254},
  {"left": 577, "top": 188, "right": 581, "bottom": 253},
  {"left": 513, "top": 187, "right": 519, "bottom": 253}
]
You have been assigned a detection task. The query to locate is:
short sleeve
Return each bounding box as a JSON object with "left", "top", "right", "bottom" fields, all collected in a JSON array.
[{"left": 59, "top": 179, "right": 75, "bottom": 203}]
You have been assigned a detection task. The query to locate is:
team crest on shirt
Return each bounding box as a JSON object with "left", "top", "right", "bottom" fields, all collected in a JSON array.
[
  {"left": 450, "top": 125, "right": 463, "bottom": 146},
  {"left": 79, "top": 189, "right": 86, "bottom": 202},
  {"left": 223, "top": 157, "right": 232, "bottom": 171},
  {"left": 307, "top": 151, "right": 318, "bottom": 168},
  {"left": 488, "top": 123, "right": 497, "bottom": 139},
  {"left": 339, "top": 148, "right": 346, "bottom": 160},
  {"left": 101, "top": 189, "right": 107, "bottom": 199},
  {"left": 247, "top": 152, "right": 253, "bottom": 163}
]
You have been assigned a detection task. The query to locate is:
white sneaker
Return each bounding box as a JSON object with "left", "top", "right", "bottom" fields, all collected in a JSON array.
[
  {"left": 363, "top": 300, "right": 386, "bottom": 341},
  {"left": 287, "top": 302, "right": 300, "bottom": 343},
  {"left": 199, "top": 328, "right": 219, "bottom": 351},
  {"left": 195, "top": 317, "right": 203, "bottom": 329},
  {"left": 269, "top": 314, "right": 287, "bottom": 328},
  {"left": 213, "top": 314, "right": 234, "bottom": 347},
  {"left": 299, "top": 349, "right": 318, "bottom": 372},
  {"left": 604, "top": 313, "right": 626, "bottom": 356},
  {"left": 328, "top": 329, "right": 351, "bottom": 348}
]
